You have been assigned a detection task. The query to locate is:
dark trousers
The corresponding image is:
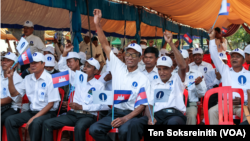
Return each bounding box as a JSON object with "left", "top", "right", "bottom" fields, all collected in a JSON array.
[
  {"left": 0, "top": 108, "right": 18, "bottom": 141},
  {"left": 42, "top": 110, "right": 96, "bottom": 141},
  {"left": 5, "top": 110, "right": 56, "bottom": 141},
  {"left": 89, "top": 108, "right": 141, "bottom": 141},
  {"left": 239, "top": 120, "right": 249, "bottom": 125},
  {"left": 127, "top": 108, "right": 186, "bottom": 141}
]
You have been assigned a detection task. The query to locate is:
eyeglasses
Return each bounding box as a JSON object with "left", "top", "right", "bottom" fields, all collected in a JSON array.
[{"left": 125, "top": 52, "right": 139, "bottom": 58}]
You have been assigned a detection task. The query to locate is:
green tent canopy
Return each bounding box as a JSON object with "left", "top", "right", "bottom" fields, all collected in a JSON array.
[{"left": 111, "top": 38, "right": 121, "bottom": 45}]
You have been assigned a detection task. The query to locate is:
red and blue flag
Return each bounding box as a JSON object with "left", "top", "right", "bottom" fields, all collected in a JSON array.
[
  {"left": 183, "top": 33, "right": 193, "bottom": 45},
  {"left": 18, "top": 48, "right": 33, "bottom": 65},
  {"left": 222, "top": 27, "right": 228, "bottom": 34},
  {"left": 52, "top": 71, "right": 69, "bottom": 88},
  {"left": 219, "top": 1, "right": 230, "bottom": 16},
  {"left": 114, "top": 90, "right": 132, "bottom": 104},
  {"left": 134, "top": 87, "right": 148, "bottom": 108}
]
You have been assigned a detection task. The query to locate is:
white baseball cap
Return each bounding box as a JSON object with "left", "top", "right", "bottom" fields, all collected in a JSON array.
[
  {"left": 3, "top": 52, "right": 17, "bottom": 61},
  {"left": 179, "top": 49, "right": 189, "bottom": 59},
  {"left": 157, "top": 56, "right": 173, "bottom": 68},
  {"left": 66, "top": 52, "right": 80, "bottom": 60},
  {"left": 43, "top": 46, "right": 55, "bottom": 54},
  {"left": 84, "top": 31, "right": 93, "bottom": 38},
  {"left": 78, "top": 52, "right": 86, "bottom": 64},
  {"left": 23, "top": 20, "right": 34, "bottom": 27},
  {"left": 160, "top": 49, "right": 168, "bottom": 56},
  {"left": 44, "top": 54, "right": 55, "bottom": 67},
  {"left": 141, "top": 45, "right": 148, "bottom": 49},
  {"left": 125, "top": 43, "right": 142, "bottom": 55},
  {"left": 229, "top": 48, "right": 245, "bottom": 58},
  {"left": 111, "top": 47, "right": 119, "bottom": 54},
  {"left": 192, "top": 48, "right": 203, "bottom": 55},
  {"left": 86, "top": 57, "right": 100, "bottom": 70},
  {"left": 244, "top": 45, "right": 250, "bottom": 54},
  {"left": 140, "top": 39, "right": 147, "bottom": 44},
  {"left": 32, "top": 52, "right": 45, "bottom": 62},
  {"left": 218, "top": 52, "right": 228, "bottom": 60}
]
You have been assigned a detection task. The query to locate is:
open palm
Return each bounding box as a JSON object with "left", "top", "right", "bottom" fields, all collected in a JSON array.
[
  {"left": 163, "top": 31, "right": 173, "bottom": 43},
  {"left": 93, "top": 9, "right": 102, "bottom": 25}
]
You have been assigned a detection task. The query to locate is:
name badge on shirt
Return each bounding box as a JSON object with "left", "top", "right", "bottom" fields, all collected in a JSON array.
[
  {"left": 30, "top": 41, "right": 34, "bottom": 46},
  {"left": 39, "top": 90, "right": 46, "bottom": 102},
  {"left": 169, "top": 80, "right": 173, "bottom": 90},
  {"left": 2, "top": 87, "right": 7, "bottom": 97}
]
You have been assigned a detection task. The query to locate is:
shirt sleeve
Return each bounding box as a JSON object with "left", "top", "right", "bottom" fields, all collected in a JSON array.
[
  {"left": 109, "top": 51, "right": 126, "bottom": 74},
  {"left": 36, "top": 37, "right": 45, "bottom": 53},
  {"left": 15, "top": 77, "right": 26, "bottom": 97},
  {"left": 194, "top": 72, "right": 207, "bottom": 98},
  {"left": 209, "top": 39, "right": 227, "bottom": 75},
  {"left": 9, "top": 72, "right": 24, "bottom": 102},
  {"left": 47, "top": 80, "right": 61, "bottom": 103},
  {"left": 98, "top": 71, "right": 110, "bottom": 85}
]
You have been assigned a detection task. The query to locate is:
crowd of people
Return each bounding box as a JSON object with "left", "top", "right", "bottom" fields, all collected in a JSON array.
[{"left": 1, "top": 8, "right": 250, "bottom": 141}]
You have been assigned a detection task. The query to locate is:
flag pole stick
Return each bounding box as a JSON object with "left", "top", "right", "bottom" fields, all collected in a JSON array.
[
  {"left": 10, "top": 54, "right": 21, "bottom": 70},
  {"left": 212, "top": 14, "right": 219, "bottom": 29},
  {"left": 152, "top": 105, "right": 155, "bottom": 121},
  {"left": 112, "top": 103, "right": 114, "bottom": 129},
  {"left": 147, "top": 103, "right": 154, "bottom": 124}
]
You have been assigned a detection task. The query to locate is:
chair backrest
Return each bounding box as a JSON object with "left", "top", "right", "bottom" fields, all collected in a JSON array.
[
  {"left": 203, "top": 86, "right": 244, "bottom": 125},
  {"left": 183, "top": 89, "right": 188, "bottom": 107},
  {"left": 20, "top": 94, "right": 29, "bottom": 113},
  {"left": 67, "top": 91, "right": 75, "bottom": 111},
  {"left": 57, "top": 88, "right": 65, "bottom": 116}
]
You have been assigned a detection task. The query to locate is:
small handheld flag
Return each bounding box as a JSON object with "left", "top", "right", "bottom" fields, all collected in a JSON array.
[
  {"left": 52, "top": 71, "right": 70, "bottom": 88},
  {"left": 74, "top": 70, "right": 88, "bottom": 88},
  {"left": 134, "top": 87, "right": 148, "bottom": 108},
  {"left": 18, "top": 48, "right": 33, "bottom": 65},
  {"left": 16, "top": 37, "right": 28, "bottom": 54},
  {"left": 93, "top": 91, "right": 114, "bottom": 105},
  {"left": 222, "top": 27, "right": 228, "bottom": 34},
  {"left": 186, "top": 76, "right": 204, "bottom": 88},
  {"left": 183, "top": 33, "right": 193, "bottom": 45},
  {"left": 114, "top": 90, "right": 132, "bottom": 104},
  {"left": 212, "top": 0, "right": 230, "bottom": 29}
]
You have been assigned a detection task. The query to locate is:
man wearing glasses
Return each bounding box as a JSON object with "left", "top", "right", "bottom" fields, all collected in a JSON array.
[{"left": 89, "top": 9, "right": 151, "bottom": 141}]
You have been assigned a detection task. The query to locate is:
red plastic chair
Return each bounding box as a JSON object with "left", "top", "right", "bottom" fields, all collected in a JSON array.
[
  {"left": 203, "top": 86, "right": 244, "bottom": 125},
  {"left": 20, "top": 88, "right": 65, "bottom": 141},
  {"left": 196, "top": 97, "right": 203, "bottom": 124},
  {"left": 56, "top": 91, "right": 97, "bottom": 141}
]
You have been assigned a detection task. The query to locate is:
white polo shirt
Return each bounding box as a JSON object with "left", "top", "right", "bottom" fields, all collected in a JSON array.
[
  {"left": 138, "top": 60, "right": 146, "bottom": 72},
  {"left": 189, "top": 61, "right": 213, "bottom": 77},
  {"left": 1, "top": 70, "right": 23, "bottom": 111},
  {"left": 15, "top": 70, "right": 61, "bottom": 111},
  {"left": 149, "top": 74, "right": 186, "bottom": 113},
  {"left": 205, "top": 69, "right": 221, "bottom": 90},
  {"left": 184, "top": 68, "right": 207, "bottom": 102},
  {"left": 140, "top": 66, "right": 159, "bottom": 82},
  {"left": 24, "top": 34, "right": 45, "bottom": 54},
  {"left": 210, "top": 39, "right": 250, "bottom": 102},
  {"left": 99, "top": 71, "right": 112, "bottom": 91},
  {"left": 109, "top": 51, "right": 151, "bottom": 111}
]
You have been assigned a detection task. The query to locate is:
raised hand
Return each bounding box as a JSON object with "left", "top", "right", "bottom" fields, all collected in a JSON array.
[
  {"left": 62, "top": 43, "right": 74, "bottom": 57},
  {"left": 163, "top": 31, "right": 173, "bottom": 44},
  {"left": 208, "top": 28, "right": 216, "bottom": 40},
  {"left": 93, "top": 9, "right": 102, "bottom": 25},
  {"left": 174, "top": 40, "right": 180, "bottom": 48}
]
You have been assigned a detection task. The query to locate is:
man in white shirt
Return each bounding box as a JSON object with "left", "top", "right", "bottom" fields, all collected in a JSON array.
[
  {"left": 1, "top": 52, "right": 23, "bottom": 131},
  {"left": 89, "top": 9, "right": 151, "bottom": 141},
  {"left": 138, "top": 45, "right": 147, "bottom": 71},
  {"left": 179, "top": 49, "right": 207, "bottom": 125},
  {"left": 140, "top": 47, "right": 159, "bottom": 82},
  {"left": 189, "top": 48, "right": 213, "bottom": 77},
  {"left": 127, "top": 31, "right": 187, "bottom": 141},
  {"left": 5, "top": 52, "right": 61, "bottom": 141},
  {"left": 244, "top": 45, "right": 250, "bottom": 71},
  {"left": 208, "top": 29, "right": 249, "bottom": 124},
  {"left": 43, "top": 46, "right": 59, "bottom": 70},
  {"left": 42, "top": 44, "right": 107, "bottom": 141},
  {"left": 79, "top": 31, "right": 95, "bottom": 59}
]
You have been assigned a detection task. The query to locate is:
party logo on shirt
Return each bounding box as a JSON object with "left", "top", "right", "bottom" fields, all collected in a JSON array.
[
  {"left": 41, "top": 82, "right": 46, "bottom": 89},
  {"left": 156, "top": 91, "right": 164, "bottom": 100},
  {"left": 169, "top": 80, "right": 173, "bottom": 86},
  {"left": 132, "top": 82, "right": 138, "bottom": 88},
  {"left": 204, "top": 67, "right": 207, "bottom": 73},
  {"left": 88, "top": 87, "right": 96, "bottom": 95},
  {"left": 219, "top": 53, "right": 223, "bottom": 57},
  {"left": 33, "top": 52, "right": 37, "bottom": 56},
  {"left": 153, "top": 75, "right": 158, "bottom": 79},
  {"left": 189, "top": 75, "right": 194, "bottom": 80},
  {"left": 30, "top": 41, "right": 34, "bottom": 46},
  {"left": 162, "top": 57, "right": 167, "bottom": 61},
  {"left": 89, "top": 58, "right": 93, "bottom": 60},
  {"left": 99, "top": 93, "right": 107, "bottom": 102},
  {"left": 238, "top": 75, "right": 247, "bottom": 86},
  {"left": 2, "top": 88, "right": 7, "bottom": 96},
  {"left": 79, "top": 74, "right": 84, "bottom": 83},
  {"left": 47, "top": 56, "right": 52, "bottom": 61}
]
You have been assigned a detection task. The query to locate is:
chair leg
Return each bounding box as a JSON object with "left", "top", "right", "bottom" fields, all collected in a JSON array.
[
  {"left": 2, "top": 126, "right": 7, "bottom": 141},
  {"left": 57, "top": 129, "right": 63, "bottom": 141},
  {"left": 53, "top": 130, "right": 57, "bottom": 141},
  {"left": 18, "top": 127, "right": 24, "bottom": 141}
]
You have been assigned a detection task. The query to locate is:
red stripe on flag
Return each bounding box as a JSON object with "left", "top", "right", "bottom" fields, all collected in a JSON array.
[
  {"left": 52, "top": 75, "right": 69, "bottom": 84},
  {"left": 22, "top": 52, "right": 30, "bottom": 64},
  {"left": 114, "top": 94, "right": 130, "bottom": 100},
  {"left": 138, "top": 91, "right": 147, "bottom": 99}
]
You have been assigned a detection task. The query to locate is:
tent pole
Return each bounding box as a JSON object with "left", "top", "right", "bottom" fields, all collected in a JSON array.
[{"left": 86, "top": 0, "right": 93, "bottom": 57}]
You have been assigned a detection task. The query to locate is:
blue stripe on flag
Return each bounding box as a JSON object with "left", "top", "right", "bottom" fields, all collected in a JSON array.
[
  {"left": 114, "top": 90, "right": 132, "bottom": 94},
  {"left": 134, "top": 98, "right": 148, "bottom": 108},
  {"left": 26, "top": 48, "right": 33, "bottom": 62},
  {"left": 52, "top": 71, "right": 69, "bottom": 78},
  {"left": 138, "top": 87, "right": 145, "bottom": 94},
  {"left": 114, "top": 99, "right": 129, "bottom": 104},
  {"left": 53, "top": 81, "right": 69, "bottom": 88},
  {"left": 18, "top": 56, "right": 24, "bottom": 65}
]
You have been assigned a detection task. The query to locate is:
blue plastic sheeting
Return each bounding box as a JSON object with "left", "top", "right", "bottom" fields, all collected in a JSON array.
[{"left": 71, "top": 6, "right": 83, "bottom": 52}]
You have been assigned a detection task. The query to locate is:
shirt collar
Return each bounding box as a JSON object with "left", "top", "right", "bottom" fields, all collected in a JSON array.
[
  {"left": 229, "top": 67, "right": 248, "bottom": 73},
  {"left": 156, "top": 74, "right": 174, "bottom": 84},
  {"left": 87, "top": 77, "right": 97, "bottom": 86},
  {"left": 191, "top": 61, "right": 205, "bottom": 66},
  {"left": 126, "top": 66, "right": 140, "bottom": 74},
  {"left": 25, "top": 34, "right": 34, "bottom": 39},
  {"left": 31, "top": 69, "right": 47, "bottom": 81},
  {"left": 142, "top": 66, "right": 158, "bottom": 73}
]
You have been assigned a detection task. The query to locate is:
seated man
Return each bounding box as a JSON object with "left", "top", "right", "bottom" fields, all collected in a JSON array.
[
  {"left": 127, "top": 31, "right": 187, "bottom": 141},
  {"left": 42, "top": 44, "right": 107, "bottom": 141},
  {"left": 89, "top": 9, "right": 151, "bottom": 141},
  {"left": 5, "top": 52, "right": 61, "bottom": 141},
  {"left": 208, "top": 29, "right": 248, "bottom": 124},
  {"left": 1, "top": 52, "right": 23, "bottom": 135}
]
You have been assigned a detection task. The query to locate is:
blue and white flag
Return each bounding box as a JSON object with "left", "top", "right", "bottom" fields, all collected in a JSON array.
[
  {"left": 74, "top": 70, "right": 88, "bottom": 88},
  {"left": 16, "top": 37, "right": 29, "bottom": 54},
  {"left": 93, "top": 91, "right": 114, "bottom": 105},
  {"left": 154, "top": 89, "right": 171, "bottom": 103},
  {"left": 219, "top": 0, "right": 230, "bottom": 15}
]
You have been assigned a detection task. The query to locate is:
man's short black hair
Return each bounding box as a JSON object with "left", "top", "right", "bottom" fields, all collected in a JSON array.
[
  {"left": 92, "top": 36, "right": 98, "bottom": 41},
  {"left": 215, "top": 27, "right": 221, "bottom": 33},
  {"left": 144, "top": 47, "right": 159, "bottom": 58}
]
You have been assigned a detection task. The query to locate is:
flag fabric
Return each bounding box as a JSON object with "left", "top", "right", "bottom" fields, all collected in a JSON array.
[
  {"left": 219, "top": 0, "right": 230, "bottom": 15},
  {"left": 134, "top": 87, "right": 148, "bottom": 108},
  {"left": 114, "top": 90, "right": 132, "bottom": 104},
  {"left": 74, "top": 70, "right": 88, "bottom": 88},
  {"left": 222, "top": 27, "right": 228, "bottom": 34},
  {"left": 16, "top": 37, "right": 29, "bottom": 54},
  {"left": 52, "top": 71, "right": 70, "bottom": 88},
  {"left": 183, "top": 33, "right": 193, "bottom": 45},
  {"left": 154, "top": 89, "right": 171, "bottom": 103},
  {"left": 93, "top": 91, "right": 114, "bottom": 105},
  {"left": 18, "top": 48, "right": 33, "bottom": 65}
]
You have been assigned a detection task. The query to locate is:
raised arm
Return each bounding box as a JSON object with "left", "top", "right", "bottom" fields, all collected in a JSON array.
[
  {"left": 163, "top": 31, "right": 186, "bottom": 82},
  {"left": 93, "top": 9, "right": 111, "bottom": 61}
]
